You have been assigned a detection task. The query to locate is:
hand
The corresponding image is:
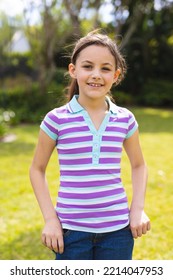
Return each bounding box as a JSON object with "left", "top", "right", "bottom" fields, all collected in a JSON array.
[
  {"left": 129, "top": 209, "right": 151, "bottom": 239},
  {"left": 41, "top": 217, "right": 64, "bottom": 254}
]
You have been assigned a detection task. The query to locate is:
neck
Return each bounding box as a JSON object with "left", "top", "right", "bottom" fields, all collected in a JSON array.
[{"left": 78, "top": 95, "right": 108, "bottom": 112}]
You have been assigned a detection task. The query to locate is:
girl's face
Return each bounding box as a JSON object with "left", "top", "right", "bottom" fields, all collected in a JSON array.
[{"left": 69, "top": 45, "right": 120, "bottom": 102}]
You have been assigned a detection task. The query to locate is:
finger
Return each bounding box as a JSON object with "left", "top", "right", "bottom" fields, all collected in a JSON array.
[
  {"left": 58, "top": 235, "right": 64, "bottom": 254},
  {"left": 141, "top": 221, "right": 149, "bottom": 234},
  {"left": 142, "top": 226, "right": 147, "bottom": 234},
  {"left": 51, "top": 238, "right": 59, "bottom": 253},
  {"left": 41, "top": 233, "right": 46, "bottom": 246},
  {"left": 137, "top": 227, "right": 143, "bottom": 237},
  {"left": 147, "top": 221, "right": 151, "bottom": 231},
  {"left": 131, "top": 228, "right": 138, "bottom": 239},
  {"left": 45, "top": 237, "right": 53, "bottom": 250}
]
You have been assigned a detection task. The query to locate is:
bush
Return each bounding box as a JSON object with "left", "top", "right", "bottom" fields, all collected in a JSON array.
[
  {"left": 112, "top": 90, "right": 134, "bottom": 106},
  {"left": 0, "top": 109, "right": 15, "bottom": 138},
  {"left": 0, "top": 82, "right": 65, "bottom": 124},
  {"left": 138, "top": 79, "right": 173, "bottom": 107}
]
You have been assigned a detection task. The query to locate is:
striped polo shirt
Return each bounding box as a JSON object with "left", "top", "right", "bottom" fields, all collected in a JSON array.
[{"left": 40, "top": 95, "right": 138, "bottom": 233}]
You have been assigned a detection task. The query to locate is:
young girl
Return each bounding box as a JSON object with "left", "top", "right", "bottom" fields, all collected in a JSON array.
[{"left": 30, "top": 30, "right": 150, "bottom": 260}]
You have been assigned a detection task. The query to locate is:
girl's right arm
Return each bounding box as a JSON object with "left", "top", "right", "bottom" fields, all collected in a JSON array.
[{"left": 29, "top": 129, "right": 64, "bottom": 254}]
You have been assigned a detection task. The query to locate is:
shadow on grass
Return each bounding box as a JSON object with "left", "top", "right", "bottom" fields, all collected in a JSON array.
[{"left": 0, "top": 227, "right": 55, "bottom": 260}]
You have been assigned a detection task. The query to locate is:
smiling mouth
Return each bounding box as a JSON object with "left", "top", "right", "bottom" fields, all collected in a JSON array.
[{"left": 87, "top": 83, "right": 103, "bottom": 87}]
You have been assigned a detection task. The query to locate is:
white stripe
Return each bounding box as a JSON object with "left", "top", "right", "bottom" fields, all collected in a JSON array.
[
  {"left": 59, "top": 184, "right": 122, "bottom": 193},
  {"left": 59, "top": 153, "right": 92, "bottom": 160},
  {"left": 58, "top": 122, "right": 86, "bottom": 130},
  {"left": 60, "top": 174, "right": 120, "bottom": 182},
  {"left": 100, "top": 141, "right": 122, "bottom": 147},
  {"left": 57, "top": 141, "right": 93, "bottom": 149},
  {"left": 99, "top": 153, "right": 121, "bottom": 159},
  {"left": 59, "top": 163, "right": 120, "bottom": 170},
  {"left": 59, "top": 131, "right": 91, "bottom": 138}
]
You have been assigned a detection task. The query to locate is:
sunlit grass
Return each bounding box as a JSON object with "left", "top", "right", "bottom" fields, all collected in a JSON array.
[{"left": 0, "top": 107, "right": 173, "bottom": 259}]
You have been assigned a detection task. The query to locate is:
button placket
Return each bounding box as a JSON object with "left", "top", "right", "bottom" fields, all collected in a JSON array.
[
  {"left": 92, "top": 133, "right": 100, "bottom": 164},
  {"left": 82, "top": 110, "right": 111, "bottom": 165}
]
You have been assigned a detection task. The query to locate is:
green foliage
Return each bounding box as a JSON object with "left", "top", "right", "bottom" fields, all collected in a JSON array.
[
  {"left": 0, "top": 120, "right": 7, "bottom": 138},
  {"left": 0, "top": 109, "right": 15, "bottom": 138},
  {"left": 0, "top": 52, "right": 34, "bottom": 79},
  {"left": 0, "top": 81, "right": 65, "bottom": 124},
  {"left": 112, "top": 90, "right": 134, "bottom": 106},
  {"left": 138, "top": 79, "right": 173, "bottom": 107}
]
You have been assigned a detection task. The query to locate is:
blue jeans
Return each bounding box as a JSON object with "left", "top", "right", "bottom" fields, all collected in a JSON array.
[{"left": 55, "top": 226, "right": 134, "bottom": 260}]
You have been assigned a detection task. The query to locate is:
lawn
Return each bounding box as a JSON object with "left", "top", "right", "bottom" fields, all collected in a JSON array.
[{"left": 0, "top": 107, "right": 173, "bottom": 260}]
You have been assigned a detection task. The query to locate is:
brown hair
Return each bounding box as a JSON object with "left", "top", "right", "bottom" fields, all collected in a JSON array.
[{"left": 66, "top": 30, "right": 127, "bottom": 101}]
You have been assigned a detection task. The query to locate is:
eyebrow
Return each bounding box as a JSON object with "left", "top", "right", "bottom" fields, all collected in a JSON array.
[{"left": 81, "top": 60, "right": 113, "bottom": 67}]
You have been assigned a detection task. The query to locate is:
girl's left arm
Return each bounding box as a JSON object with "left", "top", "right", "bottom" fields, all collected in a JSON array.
[{"left": 123, "top": 129, "right": 151, "bottom": 238}]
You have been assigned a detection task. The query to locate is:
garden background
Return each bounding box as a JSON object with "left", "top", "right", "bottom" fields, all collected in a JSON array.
[{"left": 0, "top": 0, "right": 173, "bottom": 260}]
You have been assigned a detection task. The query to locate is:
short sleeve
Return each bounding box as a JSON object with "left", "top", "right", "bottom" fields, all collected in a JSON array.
[
  {"left": 40, "top": 109, "right": 59, "bottom": 141},
  {"left": 125, "top": 109, "right": 138, "bottom": 139}
]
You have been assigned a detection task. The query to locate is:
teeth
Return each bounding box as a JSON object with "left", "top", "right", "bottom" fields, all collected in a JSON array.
[{"left": 88, "top": 83, "right": 102, "bottom": 87}]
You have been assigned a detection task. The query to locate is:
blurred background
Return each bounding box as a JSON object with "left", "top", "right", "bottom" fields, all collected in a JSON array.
[{"left": 0, "top": 0, "right": 173, "bottom": 260}]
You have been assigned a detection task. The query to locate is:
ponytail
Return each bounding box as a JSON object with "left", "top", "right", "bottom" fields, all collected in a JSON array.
[{"left": 67, "top": 78, "right": 79, "bottom": 101}]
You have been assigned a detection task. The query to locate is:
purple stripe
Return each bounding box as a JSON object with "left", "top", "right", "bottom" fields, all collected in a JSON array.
[
  {"left": 99, "top": 158, "right": 121, "bottom": 164},
  {"left": 49, "top": 112, "right": 84, "bottom": 125},
  {"left": 54, "top": 115, "right": 84, "bottom": 125},
  {"left": 102, "top": 136, "right": 124, "bottom": 142},
  {"left": 58, "top": 147, "right": 92, "bottom": 155},
  {"left": 100, "top": 146, "right": 122, "bottom": 153},
  {"left": 106, "top": 126, "right": 127, "bottom": 134},
  {"left": 60, "top": 178, "right": 121, "bottom": 188},
  {"left": 58, "top": 208, "right": 129, "bottom": 219},
  {"left": 60, "top": 219, "right": 129, "bottom": 229},
  {"left": 110, "top": 116, "right": 128, "bottom": 123},
  {"left": 60, "top": 168, "right": 120, "bottom": 176},
  {"left": 58, "top": 135, "right": 92, "bottom": 144},
  {"left": 129, "top": 121, "right": 135, "bottom": 131},
  {"left": 57, "top": 197, "right": 128, "bottom": 209},
  {"left": 46, "top": 113, "right": 59, "bottom": 124},
  {"left": 43, "top": 120, "right": 58, "bottom": 135},
  {"left": 58, "top": 187, "right": 123, "bottom": 199},
  {"left": 59, "top": 158, "right": 92, "bottom": 165},
  {"left": 58, "top": 126, "right": 89, "bottom": 137}
]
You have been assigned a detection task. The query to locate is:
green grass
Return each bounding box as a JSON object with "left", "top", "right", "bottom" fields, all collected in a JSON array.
[{"left": 0, "top": 107, "right": 173, "bottom": 260}]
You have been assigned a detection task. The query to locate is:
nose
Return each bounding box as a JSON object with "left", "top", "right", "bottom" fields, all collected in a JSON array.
[{"left": 91, "top": 68, "right": 101, "bottom": 79}]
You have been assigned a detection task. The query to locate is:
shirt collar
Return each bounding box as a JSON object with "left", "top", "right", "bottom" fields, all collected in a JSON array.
[
  {"left": 68, "top": 95, "right": 84, "bottom": 113},
  {"left": 68, "top": 95, "right": 118, "bottom": 115}
]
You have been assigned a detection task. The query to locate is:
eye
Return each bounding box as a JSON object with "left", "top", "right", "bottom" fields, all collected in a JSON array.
[
  {"left": 82, "top": 65, "right": 92, "bottom": 69},
  {"left": 102, "top": 67, "right": 111, "bottom": 71}
]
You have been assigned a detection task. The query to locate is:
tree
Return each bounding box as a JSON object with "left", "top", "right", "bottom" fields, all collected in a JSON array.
[
  {"left": 63, "top": 0, "right": 104, "bottom": 35},
  {"left": 24, "top": 0, "right": 73, "bottom": 94},
  {"left": 0, "top": 12, "right": 13, "bottom": 56}
]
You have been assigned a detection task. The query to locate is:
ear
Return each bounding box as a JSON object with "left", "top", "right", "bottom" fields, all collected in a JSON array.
[
  {"left": 68, "top": 63, "right": 76, "bottom": 79},
  {"left": 113, "top": 69, "right": 121, "bottom": 83}
]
